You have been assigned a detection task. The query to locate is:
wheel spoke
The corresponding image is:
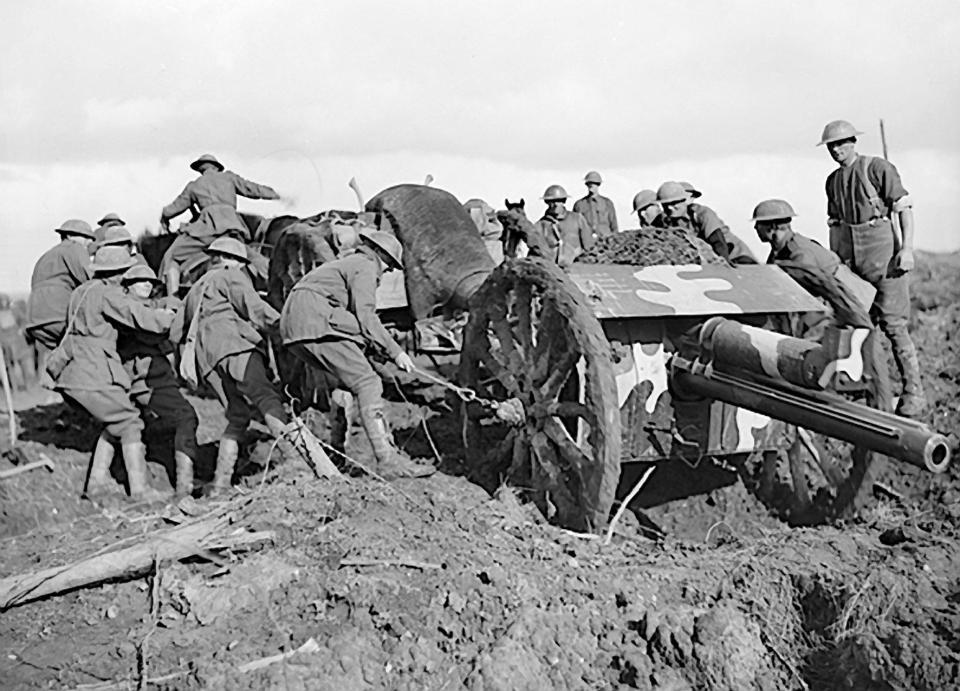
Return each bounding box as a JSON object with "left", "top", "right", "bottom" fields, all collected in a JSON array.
[
  {"left": 488, "top": 429, "right": 518, "bottom": 469},
  {"left": 477, "top": 343, "right": 521, "bottom": 395},
  {"left": 509, "top": 431, "right": 529, "bottom": 476},
  {"left": 799, "top": 428, "right": 844, "bottom": 487},
  {"left": 538, "top": 348, "right": 580, "bottom": 400},
  {"left": 548, "top": 401, "right": 597, "bottom": 429},
  {"left": 787, "top": 437, "right": 813, "bottom": 507},
  {"left": 543, "top": 418, "right": 590, "bottom": 480}
]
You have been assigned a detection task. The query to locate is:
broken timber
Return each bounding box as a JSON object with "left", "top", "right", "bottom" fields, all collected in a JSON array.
[{"left": 0, "top": 502, "right": 273, "bottom": 610}]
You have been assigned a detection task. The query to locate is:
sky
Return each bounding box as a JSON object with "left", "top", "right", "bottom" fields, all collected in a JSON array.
[{"left": 1, "top": 0, "right": 959, "bottom": 293}]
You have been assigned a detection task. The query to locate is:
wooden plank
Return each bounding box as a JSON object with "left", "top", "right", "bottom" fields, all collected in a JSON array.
[{"left": 567, "top": 263, "right": 826, "bottom": 319}]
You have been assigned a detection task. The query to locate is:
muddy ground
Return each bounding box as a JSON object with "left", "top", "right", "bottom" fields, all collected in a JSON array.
[{"left": 1, "top": 252, "right": 959, "bottom": 690}]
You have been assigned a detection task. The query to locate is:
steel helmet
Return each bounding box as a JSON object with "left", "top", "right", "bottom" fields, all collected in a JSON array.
[
  {"left": 100, "top": 225, "right": 134, "bottom": 246},
  {"left": 97, "top": 212, "right": 125, "bottom": 227},
  {"left": 751, "top": 199, "right": 797, "bottom": 223},
  {"left": 541, "top": 184, "right": 568, "bottom": 202},
  {"left": 583, "top": 171, "right": 603, "bottom": 185},
  {"left": 206, "top": 236, "right": 249, "bottom": 262},
  {"left": 55, "top": 219, "right": 95, "bottom": 239},
  {"left": 121, "top": 264, "right": 162, "bottom": 284},
  {"left": 817, "top": 120, "right": 862, "bottom": 146},
  {"left": 632, "top": 189, "right": 658, "bottom": 212},
  {"left": 656, "top": 181, "right": 689, "bottom": 205},
  {"left": 678, "top": 181, "right": 702, "bottom": 199},
  {"left": 190, "top": 153, "right": 225, "bottom": 172},
  {"left": 91, "top": 246, "right": 136, "bottom": 274},
  {"left": 359, "top": 230, "right": 403, "bottom": 269}
]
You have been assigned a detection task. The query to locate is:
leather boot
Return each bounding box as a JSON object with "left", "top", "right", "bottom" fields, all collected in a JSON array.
[
  {"left": 122, "top": 441, "right": 169, "bottom": 502},
  {"left": 358, "top": 405, "right": 435, "bottom": 479},
  {"left": 207, "top": 438, "right": 239, "bottom": 498},
  {"left": 174, "top": 451, "right": 195, "bottom": 497},
  {"left": 84, "top": 433, "right": 115, "bottom": 499},
  {"left": 328, "top": 389, "right": 354, "bottom": 456},
  {"left": 894, "top": 342, "right": 927, "bottom": 418}
]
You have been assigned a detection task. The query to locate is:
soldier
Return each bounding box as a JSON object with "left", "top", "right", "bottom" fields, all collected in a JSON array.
[
  {"left": 631, "top": 190, "right": 664, "bottom": 229},
  {"left": 96, "top": 225, "right": 148, "bottom": 266},
  {"left": 0, "top": 294, "right": 35, "bottom": 390},
  {"left": 118, "top": 265, "right": 199, "bottom": 497},
  {"left": 752, "top": 199, "right": 839, "bottom": 274},
  {"left": 94, "top": 213, "right": 125, "bottom": 244},
  {"left": 279, "top": 231, "right": 435, "bottom": 479},
  {"left": 25, "top": 219, "right": 95, "bottom": 361},
  {"left": 159, "top": 154, "right": 280, "bottom": 295},
  {"left": 169, "top": 237, "right": 306, "bottom": 497},
  {"left": 532, "top": 185, "right": 595, "bottom": 267},
  {"left": 48, "top": 246, "right": 177, "bottom": 502},
  {"left": 573, "top": 171, "right": 619, "bottom": 238},
  {"left": 656, "top": 181, "right": 757, "bottom": 264},
  {"left": 819, "top": 119, "right": 926, "bottom": 416}
]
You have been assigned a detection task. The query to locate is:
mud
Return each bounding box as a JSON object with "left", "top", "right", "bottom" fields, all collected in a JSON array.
[{"left": 1, "top": 252, "right": 959, "bottom": 690}]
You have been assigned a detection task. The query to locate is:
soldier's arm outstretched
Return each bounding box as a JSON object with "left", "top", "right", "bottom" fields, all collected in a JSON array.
[{"left": 229, "top": 172, "right": 280, "bottom": 201}]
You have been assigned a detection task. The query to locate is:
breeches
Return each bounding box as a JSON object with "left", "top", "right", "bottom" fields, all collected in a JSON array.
[
  {"left": 287, "top": 339, "right": 383, "bottom": 412},
  {"left": 131, "top": 384, "right": 199, "bottom": 454},
  {"left": 205, "top": 350, "right": 286, "bottom": 438},
  {"left": 870, "top": 273, "right": 911, "bottom": 350},
  {"left": 159, "top": 233, "right": 213, "bottom": 275},
  {"left": 62, "top": 387, "right": 142, "bottom": 444}
]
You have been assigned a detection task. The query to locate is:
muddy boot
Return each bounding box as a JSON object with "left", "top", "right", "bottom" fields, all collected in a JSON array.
[
  {"left": 894, "top": 342, "right": 927, "bottom": 418},
  {"left": 174, "top": 451, "right": 195, "bottom": 497},
  {"left": 358, "top": 405, "right": 435, "bottom": 480},
  {"left": 84, "top": 433, "right": 115, "bottom": 500},
  {"left": 122, "top": 441, "right": 170, "bottom": 503},
  {"left": 206, "top": 438, "right": 239, "bottom": 498}
]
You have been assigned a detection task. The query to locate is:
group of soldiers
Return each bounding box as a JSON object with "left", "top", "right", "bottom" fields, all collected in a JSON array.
[
  {"left": 19, "top": 117, "right": 926, "bottom": 501},
  {"left": 23, "top": 154, "right": 432, "bottom": 502},
  {"left": 510, "top": 119, "right": 925, "bottom": 417}
]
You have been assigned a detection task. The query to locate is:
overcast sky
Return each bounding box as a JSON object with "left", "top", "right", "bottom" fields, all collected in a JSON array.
[{"left": 2, "top": 0, "right": 958, "bottom": 292}]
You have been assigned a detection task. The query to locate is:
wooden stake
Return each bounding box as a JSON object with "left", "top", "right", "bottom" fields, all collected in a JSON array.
[{"left": 0, "top": 345, "right": 16, "bottom": 451}]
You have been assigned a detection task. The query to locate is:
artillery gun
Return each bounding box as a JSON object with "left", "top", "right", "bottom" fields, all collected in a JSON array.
[{"left": 277, "top": 183, "right": 952, "bottom": 533}]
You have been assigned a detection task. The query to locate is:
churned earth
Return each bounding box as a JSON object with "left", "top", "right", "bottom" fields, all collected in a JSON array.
[{"left": 0, "top": 251, "right": 958, "bottom": 691}]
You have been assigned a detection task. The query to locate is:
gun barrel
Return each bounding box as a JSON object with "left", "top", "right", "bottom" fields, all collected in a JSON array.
[{"left": 671, "top": 355, "right": 951, "bottom": 473}]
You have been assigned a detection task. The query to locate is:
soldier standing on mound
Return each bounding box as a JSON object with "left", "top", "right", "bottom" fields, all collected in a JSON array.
[
  {"left": 573, "top": 171, "right": 619, "bottom": 238},
  {"left": 818, "top": 119, "right": 926, "bottom": 417}
]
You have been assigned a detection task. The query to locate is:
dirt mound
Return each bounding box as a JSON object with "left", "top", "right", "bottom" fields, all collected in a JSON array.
[{"left": 575, "top": 227, "right": 725, "bottom": 266}]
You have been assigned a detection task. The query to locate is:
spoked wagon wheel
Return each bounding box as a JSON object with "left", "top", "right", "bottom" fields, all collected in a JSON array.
[
  {"left": 740, "top": 328, "right": 893, "bottom": 526},
  {"left": 459, "top": 258, "right": 621, "bottom": 532}
]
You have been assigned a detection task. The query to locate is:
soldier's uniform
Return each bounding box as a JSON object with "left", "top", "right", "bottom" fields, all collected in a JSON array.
[
  {"left": 160, "top": 154, "right": 278, "bottom": 281},
  {"left": 279, "top": 235, "right": 434, "bottom": 478},
  {"left": 48, "top": 247, "right": 176, "bottom": 501},
  {"left": 532, "top": 210, "right": 596, "bottom": 266},
  {"left": 118, "top": 267, "right": 199, "bottom": 495},
  {"left": 170, "top": 238, "right": 293, "bottom": 494},
  {"left": 26, "top": 222, "right": 94, "bottom": 352},
  {"left": 765, "top": 230, "right": 840, "bottom": 274},
  {"left": 668, "top": 202, "right": 757, "bottom": 265},
  {"left": 825, "top": 152, "right": 923, "bottom": 412},
  {"left": 573, "top": 193, "right": 619, "bottom": 238}
]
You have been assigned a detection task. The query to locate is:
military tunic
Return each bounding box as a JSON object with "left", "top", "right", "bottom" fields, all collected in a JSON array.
[
  {"left": 280, "top": 248, "right": 402, "bottom": 412},
  {"left": 766, "top": 230, "right": 841, "bottom": 275},
  {"left": 573, "top": 194, "right": 619, "bottom": 238},
  {"left": 532, "top": 211, "right": 596, "bottom": 266},
  {"left": 170, "top": 265, "right": 284, "bottom": 438},
  {"left": 26, "top": 241, "right": 91, "bottom": 349},
  {"left": 51, "top": 279, "right": 175, "bottom": 443},
  {"left": 160, "top": 169, "right": 278, "bottom": 274}
]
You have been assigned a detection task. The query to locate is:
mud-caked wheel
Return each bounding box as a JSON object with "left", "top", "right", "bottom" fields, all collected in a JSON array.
[
  {"left": 459, "top": 258, "right": 621, "bottom": 532},
  {"left": 740, "top": 329, "right": 892, "bottom": 525}
]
